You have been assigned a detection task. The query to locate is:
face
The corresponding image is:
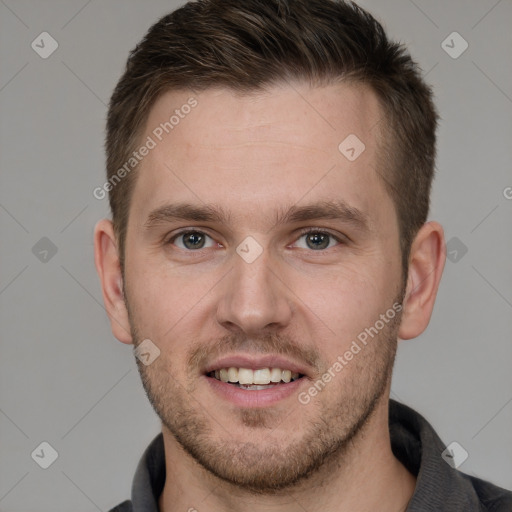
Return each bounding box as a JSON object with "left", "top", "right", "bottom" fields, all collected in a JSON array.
[{"left": 123, "top": 82, "right": 405, "bottom": 491}]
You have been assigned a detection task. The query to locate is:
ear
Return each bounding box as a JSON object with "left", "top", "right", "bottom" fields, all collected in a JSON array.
[
  {"left": 398, "top": 221, "right": 445, "bottom": 340},
  {"left": 93, "top": 219, "right": 133, "bottom": 344}
]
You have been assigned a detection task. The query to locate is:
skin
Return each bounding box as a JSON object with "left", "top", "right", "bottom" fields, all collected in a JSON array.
[{"left": 95, "top": 82, "right": 445, "bottom": 512}]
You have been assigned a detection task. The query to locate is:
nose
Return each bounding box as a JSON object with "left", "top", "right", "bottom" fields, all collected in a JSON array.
[{"left": 216, "top": 248, "right": 293, "bottom": 335}]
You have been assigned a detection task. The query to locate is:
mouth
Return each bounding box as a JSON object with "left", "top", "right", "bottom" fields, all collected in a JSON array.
[
  {"left": 202, "top": 354, "right": 311, "bottom": 408},
  {"left": 207, "top": 367, "right": 305, "bottom": 390}
]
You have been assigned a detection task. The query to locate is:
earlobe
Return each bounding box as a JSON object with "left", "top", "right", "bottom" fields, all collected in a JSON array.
[
  {"left": 398, "top": 221, "right": 446, "bottom": 341},
  {"left": 93, "top": 219, "right": 133, "bottom": 344}
]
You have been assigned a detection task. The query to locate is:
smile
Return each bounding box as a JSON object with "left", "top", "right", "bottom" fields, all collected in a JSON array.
[{"left": 207, "top": 367, "right": 303, "bottom": 390}]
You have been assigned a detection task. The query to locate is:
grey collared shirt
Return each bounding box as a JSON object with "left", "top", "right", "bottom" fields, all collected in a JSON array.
[{"left": 109, "top": 400, "right": 512, "bottom": 511}]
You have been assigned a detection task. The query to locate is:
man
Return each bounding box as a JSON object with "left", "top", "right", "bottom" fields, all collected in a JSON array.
[{"left": 94, "top": 0, "right": 512, "bottom": 510}]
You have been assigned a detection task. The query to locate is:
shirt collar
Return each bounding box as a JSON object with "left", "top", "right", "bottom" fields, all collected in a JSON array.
[{"left": 131, "top": 432, "right": 165, "bottom": 512}]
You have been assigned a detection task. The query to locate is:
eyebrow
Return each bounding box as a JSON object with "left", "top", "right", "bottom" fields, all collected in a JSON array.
[
  {"left": 144, "top": 203, "right": 229, "bottom": 228},
  {"left": 144, "top": 200, "right": 369, "bottom": 232},
  {"left": 273, "top": 201, "right": 369, "bottom": 231}
]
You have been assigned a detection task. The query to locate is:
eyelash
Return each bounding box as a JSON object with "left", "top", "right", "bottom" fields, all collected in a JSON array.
[{"left": 165, "top": 228, "right": 346, "bottom": 250}]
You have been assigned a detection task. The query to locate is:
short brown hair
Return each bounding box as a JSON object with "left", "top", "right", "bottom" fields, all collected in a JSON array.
[{"left": 106, "top": 0, "right": 438, "bottom": 274}]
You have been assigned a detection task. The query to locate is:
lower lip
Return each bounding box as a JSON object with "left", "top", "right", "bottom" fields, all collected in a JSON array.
[{"left": 204, "top": 375, "right": 305, "bottom": 408}]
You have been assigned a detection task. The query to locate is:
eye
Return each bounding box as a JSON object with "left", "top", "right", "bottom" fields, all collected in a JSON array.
[
  {"left": 293, "top": 229, "right": 342, "bottom": 251},
  {"left": 169, "top": 230, "right": 217, "bottom": 250}
]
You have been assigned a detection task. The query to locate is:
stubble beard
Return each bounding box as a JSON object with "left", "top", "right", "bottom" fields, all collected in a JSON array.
[{"left": 128, "top": 296, "right": 402, "bottom": 494}]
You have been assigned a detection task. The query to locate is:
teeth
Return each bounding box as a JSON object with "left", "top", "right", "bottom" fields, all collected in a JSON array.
[
  {"left": 253, "top": 368, "right": 271, "bottom": 384},
  {"left": 270, "top": 368, "right": 282, "bottom": 382},
  {"left": 239, "top": 384, "right": 275, "bottom": 390},
  {"left": 238, "top": 368, "right": 253, "bottom": 385},
  {"left": 210, "top": 367, "right": 302, "bottom": 385},
  {"left": 227, "top": 367, "right": 238, "bottom": 382}
]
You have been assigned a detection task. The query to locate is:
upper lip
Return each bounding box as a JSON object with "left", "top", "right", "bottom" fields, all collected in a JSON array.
[{"left": 204, "top": 354, "right": 312, "bottom": 378}]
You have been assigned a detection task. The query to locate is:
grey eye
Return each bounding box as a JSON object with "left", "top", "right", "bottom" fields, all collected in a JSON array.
[
  {"left": 173, "top": 231, "right": 215, "bottom": 250},
  {"left": 294, "top": 231, "right": 339, "bottom": 250}
]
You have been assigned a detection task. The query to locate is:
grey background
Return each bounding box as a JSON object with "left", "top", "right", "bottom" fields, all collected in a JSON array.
[{"left": 0, "top": 0, "right": 511, "bottom": 510}]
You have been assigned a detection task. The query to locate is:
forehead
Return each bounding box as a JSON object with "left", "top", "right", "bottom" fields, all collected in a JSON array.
[{"left": 130, "top": 82, "right": 393, "bottom": 232}]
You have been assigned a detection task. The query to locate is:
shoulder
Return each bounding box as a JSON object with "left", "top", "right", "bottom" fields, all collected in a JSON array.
[
  {"left": 108, "top": 500, "right": 133, "bottom": 512},
  {"left": 468, "top": 474, "right": 512, "bottom": 511}
]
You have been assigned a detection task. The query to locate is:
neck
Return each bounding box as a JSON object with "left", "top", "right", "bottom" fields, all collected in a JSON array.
[{"left": 158, "top": 398, "right": 416, "bottom": 512}]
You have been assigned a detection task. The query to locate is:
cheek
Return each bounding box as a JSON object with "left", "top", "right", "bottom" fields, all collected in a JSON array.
[
  {"left": 126, "top": 247, "right": 194, "bottom": 309},
  {"left": 124, "top": 252, "right": 224, "bottom": 354},
  {"left": 289, "top": 264, "right": 393, "bottom": 349},
  {"left": 124, "top": 261, "right": 175, "bottom": 339}
]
